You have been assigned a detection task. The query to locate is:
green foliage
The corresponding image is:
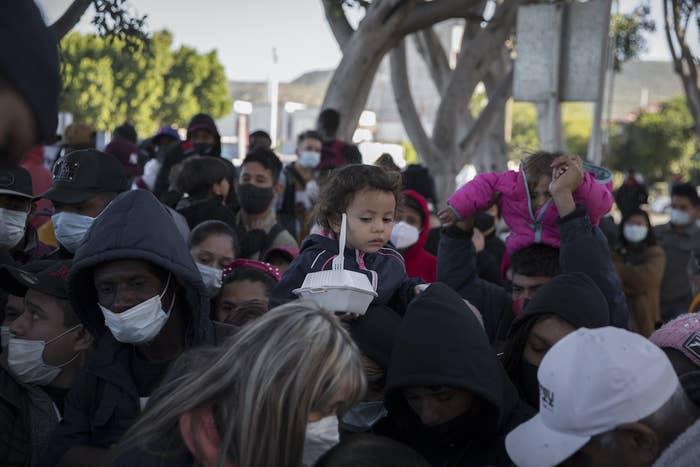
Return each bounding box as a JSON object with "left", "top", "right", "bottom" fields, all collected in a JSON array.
[
  {"left": 507, "top": 102, "right": 593, "bottom": 160},
  {"left": 401, "top": 140, "right": 418, "bottom": 165},
  {"left": 611, "top": 3, "right": 656, "bottom": 71},
  {"left": 608, "top": 96, "right": 696, "bottom": 181},
  {"left": 509, "top": 102, "right": 538, "bottom": 159},
  {"left": 59, "top": 30, "right": 232, "bottom": 135}
]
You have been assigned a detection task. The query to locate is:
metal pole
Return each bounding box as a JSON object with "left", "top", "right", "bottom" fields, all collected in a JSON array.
[
  {"left": 587, "top": 0, "right": 613, "bottom": 164},
  {"left": 538, "top": 3, "right": 564, "bottom": 152}
]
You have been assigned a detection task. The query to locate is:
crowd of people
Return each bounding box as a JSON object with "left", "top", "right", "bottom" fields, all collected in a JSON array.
[{"left": 3, "top": 2, "right": 700, "bottom": 467}]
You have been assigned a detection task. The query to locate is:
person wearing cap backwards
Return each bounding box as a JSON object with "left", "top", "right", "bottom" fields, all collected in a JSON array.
[
  {"left": 0, "top": 260, "right": 93, "bottom": 466},
  {"left": 40, "top": 189, "right": 236, "bottom": 467},
  {"left": 0, "top": 164, "right": 53, "bottom": 263},
  {"left": 0, "top": 1, "right": 60, "bottom": 165},
  {"left": 373, "top": 282, "right": 533, "bottom": 467},
  {"left": 505, "top": 327, "right": 700, "bottom": 467},
  {"left": 437, "top": 156, "right": 628, "bottom": 345},
  {"left": 39, "top": 149, "right": 129, "bottom": 259}
]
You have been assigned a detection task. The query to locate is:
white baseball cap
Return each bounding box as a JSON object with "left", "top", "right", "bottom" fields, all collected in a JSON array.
[{"left": 506, "top": 327, "right": 679, "bottom": 467}]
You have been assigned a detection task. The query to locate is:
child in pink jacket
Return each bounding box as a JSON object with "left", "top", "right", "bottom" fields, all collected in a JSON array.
[{"left": 440, "top": 152, "right": 613, "bottom": 257}]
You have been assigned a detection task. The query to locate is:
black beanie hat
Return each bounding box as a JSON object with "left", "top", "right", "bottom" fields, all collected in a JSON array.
[
  {"left": 511, "top": 272, "right": 610, "bottom": 334},
  {"left": 348, "top": 305, "right": 402, "bottom": 370},
  {"left": 0, "top": 1, "right": 60, "bottom": 142}
]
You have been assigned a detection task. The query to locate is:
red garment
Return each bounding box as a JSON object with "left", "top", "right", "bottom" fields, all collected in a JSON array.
[
  {"left": 401, "top": 190, "right": 437, "bottom": 283},
  {"left": 21, "top": 145, "right": 52, "bottom": 229}
]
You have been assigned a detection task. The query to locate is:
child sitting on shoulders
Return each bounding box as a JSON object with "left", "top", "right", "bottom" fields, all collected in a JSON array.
[
  {"left": 270, "top": 164, "right": 423, "bottom": 314},
  {"left": 439, "top": 152, "right": 613, "bottom": 256}
]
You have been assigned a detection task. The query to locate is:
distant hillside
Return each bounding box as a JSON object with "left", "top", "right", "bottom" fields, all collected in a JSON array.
[
  {"left": 610, "top": 61, "right": 683, "bottom": 120},
  {"left": 225, "top": 61, "right": 684, "bottom": 124}
]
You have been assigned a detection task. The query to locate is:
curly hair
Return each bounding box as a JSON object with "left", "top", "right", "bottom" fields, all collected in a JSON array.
[{"left": 315, "top": 164, "right": 403, "bottom": 231}]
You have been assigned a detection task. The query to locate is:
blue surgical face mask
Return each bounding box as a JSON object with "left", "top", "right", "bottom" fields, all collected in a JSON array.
[
  {"left": 52, "top": 211, "right": 95, "bottom": 253},
  {"left": 341, "top": 401, "right": 388, "bottom": 432},
  {"left": 298, "top": 151, "right": 321, "bottom": 168}
]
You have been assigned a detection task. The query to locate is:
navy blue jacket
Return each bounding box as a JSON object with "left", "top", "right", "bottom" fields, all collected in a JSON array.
[
  {"left": 40, "top": 190, "right": 235, "bottom": 466},
  {"left": 437, "top": 205, "right": 629, "bottom": 344},
  {"left": 270, "top": 234, "right": 423, "bottom": 315}
]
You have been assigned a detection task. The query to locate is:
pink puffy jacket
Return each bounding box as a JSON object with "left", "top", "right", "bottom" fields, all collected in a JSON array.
[{"left": 447, "top": 168, "right": 613, "bottom": 256}]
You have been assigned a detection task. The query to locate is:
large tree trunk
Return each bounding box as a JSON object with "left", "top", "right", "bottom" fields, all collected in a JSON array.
[
  {"left": 321, "top": 0, "right": 481, "bottom": 141},
  {"left": 664, "top": 0, "right": 700, "bottom": 139}
]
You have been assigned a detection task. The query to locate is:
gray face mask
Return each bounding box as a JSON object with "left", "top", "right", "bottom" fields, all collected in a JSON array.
[{"left": 341, "top": 400, "right": 388, "bottom": 432}]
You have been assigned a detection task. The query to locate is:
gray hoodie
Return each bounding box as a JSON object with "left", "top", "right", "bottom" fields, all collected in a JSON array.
[{"left": 652, "top": 418, "right": 700, "bottom": 467}]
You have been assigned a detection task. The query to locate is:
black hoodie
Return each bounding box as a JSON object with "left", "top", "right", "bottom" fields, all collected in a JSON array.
[
  {"left": 375, "top": 283, "right": 533, "bottom": 467},
  {"left": 41, "top": 190, "right": 234, "bottom": 465},
  {"left": 501, "top": 272, "right": 611, "bottom": 408}
]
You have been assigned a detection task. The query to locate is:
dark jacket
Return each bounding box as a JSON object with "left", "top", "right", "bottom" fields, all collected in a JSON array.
[
  {"left": 40, "top": 190, "right": 235, "bottom": 466},
  {"left": 270, "top": 234, "right": 422, "bottom": 314},
  {"left": 401, "top": 190, "right": 437, "bottom": 283},
  {"left": 374, "top": 283, "right": 533, "bottom": 467},
  {"left": 0, "top": 364, "right": 31, "bottom": 467},
  {"left": 437, "top": 205, "right": 629, "bottom": 345}
]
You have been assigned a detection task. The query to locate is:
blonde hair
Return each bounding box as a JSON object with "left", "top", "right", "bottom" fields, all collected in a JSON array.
[{"left": 113, "top": 301, "right": 366, "bottom": 467}]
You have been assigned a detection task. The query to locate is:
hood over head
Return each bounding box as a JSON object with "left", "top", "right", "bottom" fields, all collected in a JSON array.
[
  {"left": 386, "top": 282, "right": 522, "bottom": 436},
  {"left": 348, "top": 305, "right": 402, "bottom": 370},
  {"left": 402, "top": 190, "right": 430, "bottom": 251},
  {"left": 511, "top": 272, "right": 610, "bottom": 333},
  {"left": 187, "top": 113, "right": 221, "bottom": 156},
  {"left": 68, "top": 190, "right": 212, "bottom": 344},
  {"left": 502, "top": 273, "right": 611, "bottom": 405}
]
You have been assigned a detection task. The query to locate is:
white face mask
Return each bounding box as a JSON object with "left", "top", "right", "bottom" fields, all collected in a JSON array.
[
  {"left": 298, "top": 151, "right": 321, "bottom": 169},
  {"left": 390, "top": 221, "right": 420, "bottom": 250},
  {"left": 0, "top": 207, "right": 28, "bottom": 248},
  {"left": 52, "top": 211, "right": 95, "bottom": 253},
  {"left": 302, "top": 415, "right": 340, "bottom": 467},
  {"left": 196, "top": 263, "right": 222, "bottom": 297},
  {"left": 7, "top": 324, "right": 81, "bottom": 386},
  {"left": 670, "top": 208, "right": 692, "bottom": 226},
  {"left": 623, "top": 224, "right": 648, "bottom": 243},
  {"left": 99, "top": 273, "right": 175, "bottom": 344},
  {"left": 1, "top": 326, "right": 11, "bottom": 354}
]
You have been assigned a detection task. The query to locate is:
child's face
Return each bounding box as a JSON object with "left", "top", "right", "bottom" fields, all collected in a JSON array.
[
  {"left": 529, "top": 175, "right": 552, "bottom": 211},
  {"left": 216, "top": 279, "right": 269, "bottom": 323},
  {"left": 338, "top": 189, "right": 396, "bottom": 253}
]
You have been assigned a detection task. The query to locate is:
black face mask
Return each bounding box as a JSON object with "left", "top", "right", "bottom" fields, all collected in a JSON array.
[
  {"left": 238, "top": 183, "right": 275, "bottom": 215},
  {"left": 520, "top": 359, "right": 540, "bottom": 408},
  {"left": 193, "top": 142, "right": 214, "bottom": 156}
]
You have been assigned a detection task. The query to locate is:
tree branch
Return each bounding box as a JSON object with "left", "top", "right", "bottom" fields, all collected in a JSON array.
[
  {"left": 433, "top": 0, "right": 517, "bottom": 145},
  {"left": 412, "top": 27, "right": 451, "bottom": 96},
  {"left": 400, "top": 0, "right": 482, "bottom": 37},
  {"left": 459, "top": 68, "right": 513, "bottom": 157},
  {"left": 322, "top": 0, "right": 355, "bottom": 49},
  {"left": 389, "top": 39, "right": 443, "bottom": 165},
  {"left": 49, "top": 0, "right": 94, "bottom": 39}
]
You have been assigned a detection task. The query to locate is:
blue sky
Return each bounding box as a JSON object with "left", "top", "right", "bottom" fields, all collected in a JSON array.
[{"left": 38, "top": 0, "right": 684, "bottom": 82}]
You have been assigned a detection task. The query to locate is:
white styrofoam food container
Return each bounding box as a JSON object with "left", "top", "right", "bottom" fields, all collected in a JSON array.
[{"left": 293, "top": 214, "right": 378, "bottom": 315}]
